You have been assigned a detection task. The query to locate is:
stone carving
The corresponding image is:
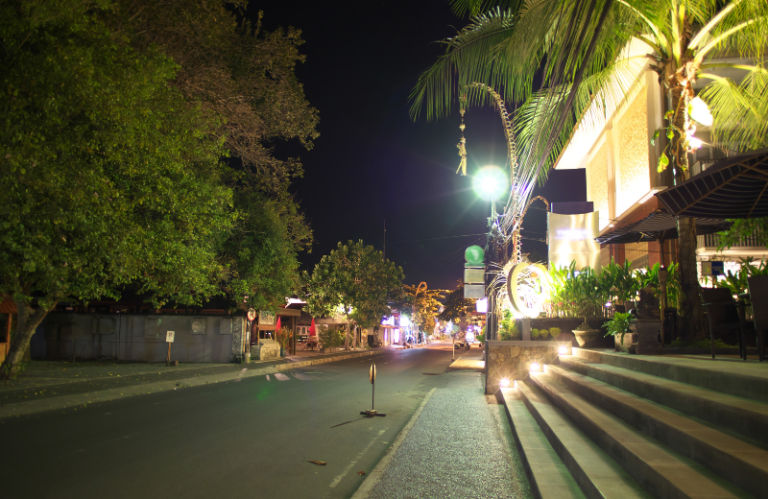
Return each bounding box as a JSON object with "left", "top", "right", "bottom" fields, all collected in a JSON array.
[
  {"left": 257, "top": 339, "right": 280, "bottom": 360},
  {"left": 633, "top": 289, "right": 660, "bottom": 320},
  {"left": 190, "top": 318, "right": 207, "bottom": 335},
  {"left": 230, "top": 317, "right": 244, "bottom": 362}
]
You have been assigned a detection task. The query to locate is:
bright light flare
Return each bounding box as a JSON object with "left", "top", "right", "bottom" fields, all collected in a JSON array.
[
  {"left": 689, "top": 97, "right": 714, "bottom": 127},
  {"left": 558, "top": 345, "right": 570, "bottom": 355},
  {"left": 500, "top": 378, "right": 511, "bottom": 388},
  {"left": 530, "top": 362, "right": 541, "bottom": 373},
  {"left": 472, "top": 165, "right": 509, "bottom": 201}
]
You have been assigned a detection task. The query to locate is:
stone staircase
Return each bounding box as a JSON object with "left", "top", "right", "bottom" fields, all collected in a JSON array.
[{"left": 500, "top": 348, "right": 768, "bottom": 499}]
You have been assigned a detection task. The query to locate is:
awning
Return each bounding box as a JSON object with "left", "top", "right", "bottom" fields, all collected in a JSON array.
[
  {"left": 596, "top": 210, "right": 731, "bottom": 245},
  {"left": 656, "top": 149, "right": 768, "bottom": 219}
]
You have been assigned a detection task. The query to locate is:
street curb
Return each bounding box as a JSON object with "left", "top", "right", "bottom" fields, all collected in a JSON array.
[
  {"left": 0, "top": 349, "right": 381, "bottom": 420},
  {"left": 350, "top": 387, "right": 437, "bottom": 499}
]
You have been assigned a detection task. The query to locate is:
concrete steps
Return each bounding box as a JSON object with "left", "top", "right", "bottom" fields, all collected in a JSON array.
[
  {"left": 542, "top": 363, "right": 768, "bottom": 499},
  {"left": 499, "top": 351, "right": 768, "bottom": 498},
  {"left": 573, "top": 348, "right": 768, "bottom": 403},
  {"left": 559, "top": 355, "right": 768, "bottom": 448},
  {"left": 500, "top": 387, "right": 587, "bottom": 499},
  {"left": 509, "top": 380, "right": 651, "bottom": 499}
]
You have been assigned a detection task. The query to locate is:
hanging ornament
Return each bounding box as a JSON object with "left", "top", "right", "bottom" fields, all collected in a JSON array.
[{"left": 456, "top": 95, "right": 468, "bottom": 176}]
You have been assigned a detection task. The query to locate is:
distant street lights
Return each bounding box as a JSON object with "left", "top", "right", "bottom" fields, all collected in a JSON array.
[{"left": 472, "top": 165, "right": 509, "bottom": 341}]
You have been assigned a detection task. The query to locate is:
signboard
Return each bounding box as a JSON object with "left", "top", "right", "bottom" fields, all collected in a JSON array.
[
  {"left": 258, "top": 310, "right": 275, "bottom": 325},
  {"left": 464, "top": 267, "right": 485, "bottom": 284},
  {"left": 464, "top": 284, "right": 485, "bottom": 299},
  {"left": 247, "top": 308, "right": 257, "bottom": 321},
  {"left": 166, "top": 331, "right": 175, "bottom": 343},
  {"left": 548, "top": 211, "right": 601, "bottom": 271}
]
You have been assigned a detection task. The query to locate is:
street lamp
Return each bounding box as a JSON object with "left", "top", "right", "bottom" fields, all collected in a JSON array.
[
  {"left": 472, "top": 165, "right": 509, "bottom": 221},
  {"left": 472, "top": 165, "right": 509, "bottom": 342}
]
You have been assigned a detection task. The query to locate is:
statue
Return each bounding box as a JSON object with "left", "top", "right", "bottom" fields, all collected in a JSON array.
[{"left": 632, "top": 289, "right": 660, "bottom": 320}]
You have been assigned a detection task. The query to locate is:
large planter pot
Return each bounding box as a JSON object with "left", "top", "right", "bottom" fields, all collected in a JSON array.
[
  {"left": 614, "top": 332, "right": 637, "bottom": 353},
  {"left": 631, "top": 319, "right": 663, "bottom": 354},
  {"left": 573, "top": 329, "right": 602, "bottom": 348}
]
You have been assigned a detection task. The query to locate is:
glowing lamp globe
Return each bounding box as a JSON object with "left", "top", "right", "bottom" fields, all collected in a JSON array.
[{"left": 472, "top": 165, "right": 509, "bottom": 201}]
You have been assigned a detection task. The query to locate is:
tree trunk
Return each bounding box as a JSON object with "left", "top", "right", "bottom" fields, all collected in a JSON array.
[
  {"left": 676, "top": 216, "right": 705, "bottom": 339},
  {"left": 0, "top": 297, "right": 57, "bottom": 379},
  {"left": 669, "top": 73, "right": 706, "bottom": 340}
]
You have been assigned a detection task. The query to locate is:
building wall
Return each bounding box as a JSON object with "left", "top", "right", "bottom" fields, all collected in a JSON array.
[
  {"left": 587, "top": 141, "right": 610, "bottom": 230},
  {"left": 30, "top": 313, "right": 244, "bottom": 363},
  {"left": 617, "top": 86, "right": 651, "bottom": 215}
]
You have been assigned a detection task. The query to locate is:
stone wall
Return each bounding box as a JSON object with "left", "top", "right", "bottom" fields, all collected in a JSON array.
[
  {"left": 485, "top": 340, "right": 559, "bottom": 394},
  {"left": 31, "top": 312, "right": 241, "bottom": 363}
]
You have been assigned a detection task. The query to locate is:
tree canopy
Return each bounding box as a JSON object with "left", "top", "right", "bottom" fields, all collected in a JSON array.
[
  {"left": 437, "top": 281, "right": 476, "bottom": 323},
  {"left": 0, "top": 0, "right": 318, "bottom": 378},
  {"left": 303, "top": 241, "right": 404, "bottom": 328}
]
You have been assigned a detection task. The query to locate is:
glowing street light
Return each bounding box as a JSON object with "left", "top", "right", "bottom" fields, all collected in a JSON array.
[{"left": 472, "top": 165, "right": 509, "bottom": 213}]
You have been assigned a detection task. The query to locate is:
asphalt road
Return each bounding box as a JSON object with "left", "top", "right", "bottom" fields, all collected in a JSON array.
[{"left": 1, "top": 345, "right": 464, "bottom": 499}]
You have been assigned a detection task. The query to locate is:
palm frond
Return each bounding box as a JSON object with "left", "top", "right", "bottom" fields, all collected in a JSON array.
[
  {"left": 699, "top": 65, "right": 768, "bottom": 150},
  {"left": 410, "top": 8, "right": 518, "bottom": 120},
  {"left": 514, "top": 54, "right": 646, "bottom": 187},
  {"left": 450, "top": 0, "right": 524, "bottom": 17}
]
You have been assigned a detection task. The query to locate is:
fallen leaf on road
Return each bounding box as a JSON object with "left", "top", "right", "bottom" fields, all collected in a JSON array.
[
  {"left": 307, "top": 460, "right": 327, "bottom": 466},
  {"left": 357, "top": 471, "right": 366, "bottom": 476}
]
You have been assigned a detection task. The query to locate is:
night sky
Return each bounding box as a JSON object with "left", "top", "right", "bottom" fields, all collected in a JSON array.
[{"left": 253, "top": 0, "right": 575, "bottom": 290}]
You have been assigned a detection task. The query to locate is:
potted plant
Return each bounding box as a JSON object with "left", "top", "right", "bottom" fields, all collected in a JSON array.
[
  {"left": 569, "top": 272, "right": 603, "bottom": 348},
  {"left": 276, "top": 327, "right": 294, "bottom": 357},
  {"left": 603, "top": 312, "right": 634, "bottom": 352}
]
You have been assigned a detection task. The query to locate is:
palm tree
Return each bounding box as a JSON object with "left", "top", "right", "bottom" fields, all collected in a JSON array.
[{"left": 412, "top": 0, "right": 768, "bottom": 339}]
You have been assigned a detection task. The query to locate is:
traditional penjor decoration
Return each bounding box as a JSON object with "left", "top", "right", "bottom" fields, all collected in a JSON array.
[{"left": 456, "top": 96, "right": 468, "bottom": 176}]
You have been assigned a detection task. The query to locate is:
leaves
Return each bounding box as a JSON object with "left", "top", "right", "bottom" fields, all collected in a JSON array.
[
  {"left": 303, "top": 241, "right": 404, "bottom": 328},
  {"left": 657, "top": 152, "right": 669, "bottom": 172}
]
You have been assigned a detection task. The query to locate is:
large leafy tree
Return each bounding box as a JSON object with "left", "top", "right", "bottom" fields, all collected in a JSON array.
[
  {"left": 99, "top": 0, "right": 319, "bottom": 308},
  {"left": 304, "top": 241, "right": 404, "bottom": 347},
  {"left": 437, "top": 281, "right": 476, "bottom": 323},
  {"left": 0, "top": 0, "right": 235, "bottom": 378},
  {"left": 413, "top": 0, "right": 768, "bottom": 338},
  {"left": 403, "top": 283, "right": 445, "bottom": 334}
]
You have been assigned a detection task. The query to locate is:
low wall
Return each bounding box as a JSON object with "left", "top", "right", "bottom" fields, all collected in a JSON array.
[
  {"left": 30, "top": 313, "right": 245, "bottom": 363},
  {"left": 485, "top": 340, "right": 560, "bottom": 394}
]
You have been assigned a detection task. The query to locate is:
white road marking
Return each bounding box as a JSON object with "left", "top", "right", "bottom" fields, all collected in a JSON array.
[
  {"left": 292, "top": 372, "right": 311, "bottom": 380},
  {"left": 266, "top": 375, "right": 271, "bottom": 381},
  {"left": 329, "top": 428, "right": 387, "bottom": 488},
  {"left": 274, "top": 373, "right": 290, "bottom": 381}
]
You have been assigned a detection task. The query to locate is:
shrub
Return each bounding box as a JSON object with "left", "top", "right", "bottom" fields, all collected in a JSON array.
[{"left": 318, "top": 326, "right": 345, "bottom": 352}]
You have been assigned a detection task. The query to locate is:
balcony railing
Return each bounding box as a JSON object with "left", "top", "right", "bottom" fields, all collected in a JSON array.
[{"left": 698, "top": 231, "right": 767, "bottom": 249}]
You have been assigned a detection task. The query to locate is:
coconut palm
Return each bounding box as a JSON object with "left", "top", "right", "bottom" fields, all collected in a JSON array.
[{"left": 412, "top": 0, "right": 768, "bottom": 339}]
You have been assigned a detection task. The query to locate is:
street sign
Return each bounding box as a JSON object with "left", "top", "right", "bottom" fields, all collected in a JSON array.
[
  {"left": 464, "top": 267, "right": 485, "bottom": 284},
  {"left": 166, "top": 331, "right": 175, "bottom": 343},
  {"left": 247, "top": 308, "right": 256, "bottom": 321},
  {"left": 464, "top": 284, "right": 485, "bottom": 299},
  {"left": 369, "top": 363, "right": 376, "bottom": 384}
]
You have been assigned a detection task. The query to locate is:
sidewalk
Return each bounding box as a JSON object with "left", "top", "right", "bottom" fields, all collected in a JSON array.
[
  {"left": 0, "top": 348, "right": 380, "bottom": 419},
  {"left": 353, "top": 370, "right": 532, "bottom": 499}
]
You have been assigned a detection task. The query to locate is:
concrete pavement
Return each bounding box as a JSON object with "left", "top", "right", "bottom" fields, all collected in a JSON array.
[
  {"left": 1, "top": 346, "right": 463, "bottom": 499},
  {"left": 353, "top": 369, "right": 532, "bottom": 499},
  {"left": 0, "top": 348, "right": 381, "bottom": 419}
]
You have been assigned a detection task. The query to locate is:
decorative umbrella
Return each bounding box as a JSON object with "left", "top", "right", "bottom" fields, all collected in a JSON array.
[
  {"left": 656, "top": 149, "right": 768, "bottom": 219},
  {"left": 309, "top": 317, "right": 316, "bottom": 336},
  {"left": 595, "top": 210, "right": 731, "bottom": 266},
  {"left": 275, "top": 316, "right": 281, "bottom": 332}
]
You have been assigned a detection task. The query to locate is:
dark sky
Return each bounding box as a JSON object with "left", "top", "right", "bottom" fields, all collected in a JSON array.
[{"left": 251, "top": 0, "right": 575, "bottom": 290}]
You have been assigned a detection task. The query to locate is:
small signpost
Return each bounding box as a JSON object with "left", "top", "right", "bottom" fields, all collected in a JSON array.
[
  {"left": 361, "top": 363, "right": 385, "bottom": 417},
  {"left": 166, "top": 331, "right": 175, "bottom": 366}
]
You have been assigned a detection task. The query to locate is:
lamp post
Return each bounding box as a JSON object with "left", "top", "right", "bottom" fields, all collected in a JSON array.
[{"left": 472, "top": 166, "right": 509, "bottom": 341}]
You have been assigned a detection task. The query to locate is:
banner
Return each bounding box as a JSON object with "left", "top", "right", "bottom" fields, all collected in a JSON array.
[{"left": 548, "top": 211, "right": 601, "bottom": 271}]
